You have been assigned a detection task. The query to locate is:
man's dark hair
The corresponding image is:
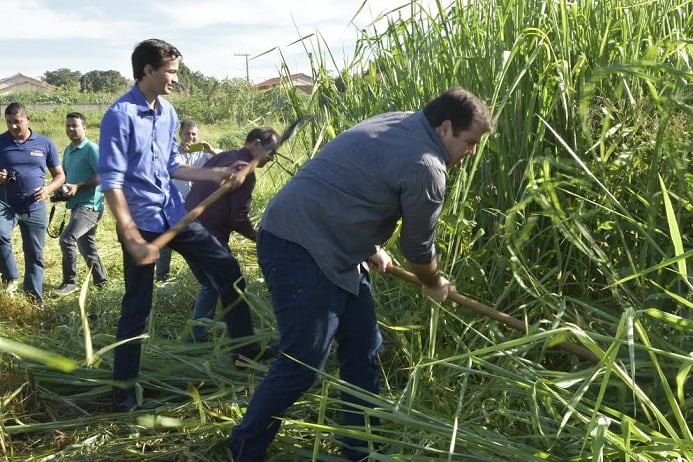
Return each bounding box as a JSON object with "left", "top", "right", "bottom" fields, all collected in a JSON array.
[
  {"left": 245, "top": 126, "right": 280, "bottom": 147},
  {"left": 131, "top": 38, "right": 182, "bottom": 81},
  {"left": 423, "top": 86, "right": 495, "bottom": 135},
  {"left": 66, "top": 112, "right": 87, "bottom": 124},
  {"left": 5, "top": 102, "right": 27, "bottom": 117}
]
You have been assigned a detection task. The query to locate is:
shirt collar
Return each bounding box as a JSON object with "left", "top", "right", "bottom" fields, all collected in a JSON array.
[
  {"left": 131, "top": 84, "right": 162, "bottom": 116},
  {"left": 67, "top": 137, "right": 90, "bottom": 153},
  {"left": 417, "top": 110, "right": 450, "bottom": 165}
]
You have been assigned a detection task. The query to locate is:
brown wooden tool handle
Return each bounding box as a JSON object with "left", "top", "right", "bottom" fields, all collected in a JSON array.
[
  {"left": 385, "top": 265, "right": 599, "bottom": 363},
  {"left": 151, "top": 158, "right": 260, "bottom": 250}
]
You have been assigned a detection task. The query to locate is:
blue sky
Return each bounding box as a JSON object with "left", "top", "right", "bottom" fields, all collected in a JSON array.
[{"left": 1, "top": 0, "right": 432, "bottom": 83}]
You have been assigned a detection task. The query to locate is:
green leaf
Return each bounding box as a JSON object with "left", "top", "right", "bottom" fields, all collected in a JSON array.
[
  {"left": 643, "top": 308, "right": 693, "bottom": 331},
  {"left": 0, "top": 337, "right": 78, "bottom": 372}
]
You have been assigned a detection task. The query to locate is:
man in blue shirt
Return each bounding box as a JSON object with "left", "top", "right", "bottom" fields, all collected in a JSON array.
[
  {"left": 0, "top": 103, "right": 65, "bottom": 307},
  {"left": 55, "top": 112, "right": 108, "bottom": 295},
  {"left": 98, "top": 38, "right": 271, "bottom": 412},
  {"left": 229, "top": 87, "right": 496, "bottom": 461}
]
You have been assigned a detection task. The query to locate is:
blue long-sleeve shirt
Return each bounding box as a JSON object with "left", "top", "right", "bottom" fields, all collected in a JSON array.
[
  {"left": 98, "top": 85, "right": 185, "bottom": 232},
  {"left": 261, "top": 110, "right": 449, "bottom": 295}
]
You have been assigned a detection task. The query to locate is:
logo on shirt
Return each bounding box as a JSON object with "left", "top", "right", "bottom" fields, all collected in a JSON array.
[{"left": 29, "top": 150, "right": 45, "bottom": 157}]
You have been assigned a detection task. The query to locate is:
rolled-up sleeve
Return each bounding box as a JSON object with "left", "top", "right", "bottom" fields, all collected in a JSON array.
[
  {"left": 98, "top": 109, "right": 130, "bottom": 191},
  {"left": 398, "top": 161, "right": 446, "bottom": 264}
]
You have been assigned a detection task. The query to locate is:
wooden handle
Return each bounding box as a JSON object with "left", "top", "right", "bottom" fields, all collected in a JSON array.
[
  {"left": 151, "top": 157, "right": 260, "bottom": 250},
  {"left": 386, "top": 265, "right": 599, "bottom": 363},
  {"left": 150, "top": 116, "right": 312, "bottom": 250}
]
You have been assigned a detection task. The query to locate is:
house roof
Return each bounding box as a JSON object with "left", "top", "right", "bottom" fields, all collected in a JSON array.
[
  {"left": 255, "top": 73, "right": 313, "bottom": 91},
  {"left": 0, "top": 73, "right": 59, "bottom": 91}
]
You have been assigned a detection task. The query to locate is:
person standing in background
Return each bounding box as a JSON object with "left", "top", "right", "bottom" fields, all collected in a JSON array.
[
  {"left": 155, "top": 119, "right": 219, "bottom": 282},
  {"left": 0, "top": 103, "right": 65, "bottom": 308},
  {"left": 55, "top": 112, "right": 108, "bottom": 295},
  {"left": 183, "top": 126, "right": 279, "bottom": 342}
]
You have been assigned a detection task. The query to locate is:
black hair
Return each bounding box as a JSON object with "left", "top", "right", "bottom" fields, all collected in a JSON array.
[
  {"left": 423, "top": 86, "right": 495, "bottom": 135},
  {"left": 66, "top": 112, "right": 87, "bottom": 124},
  {"left": 4, "top": 102, "right": 27, "bottom": 117},
  {"left": 245, "top": 126, "right": 280, "bottom": 146},
  {"left": 131, "top": 38, "right": 182, "bottom": 81}
]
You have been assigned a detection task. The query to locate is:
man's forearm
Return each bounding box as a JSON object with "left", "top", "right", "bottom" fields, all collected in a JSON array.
[
  {"left": 104, "top": 189, "right": 160, "bottom": 265},
  {"left": 408, "top": 260, "right": 442, "bottom": 287},
  {"left": 104, "top": 189, "right": 142, "bottom": 243},
  {"left": 172, "top": 165, "right": 225, "bottom": 183},
  {"left": 45, "top": 170, "right": 66, "bottom": 194},
  {"left": 74, "top": 175, "right": 99, "bottom": 190}
]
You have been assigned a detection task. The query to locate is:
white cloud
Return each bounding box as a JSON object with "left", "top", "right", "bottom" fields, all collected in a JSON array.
[
  {"left": 2, "top": 0, "right": 139, "bottom": 40},
  {"left": 0, "top": 0, "right": 440, "bottom": 82}
]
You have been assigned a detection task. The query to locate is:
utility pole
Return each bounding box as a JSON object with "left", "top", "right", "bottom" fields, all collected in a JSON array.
[{"left": 234, "top": 53, "right": 250, "bottom": 83}]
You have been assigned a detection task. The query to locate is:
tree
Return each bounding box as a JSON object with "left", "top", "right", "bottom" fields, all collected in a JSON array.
[
  {"left": 176, "top": 62, "right": 218, "bottom": 96},
  {"left": 43, "top": 68, "right": 82, "bottom": 91},
  {"left": 79, "top": 70, "right": 128, "bottom": 93}
]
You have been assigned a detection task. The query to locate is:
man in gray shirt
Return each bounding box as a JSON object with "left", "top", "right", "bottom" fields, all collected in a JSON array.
[{"left": 229, "top": 86, "right": 495, "bottom": 461}]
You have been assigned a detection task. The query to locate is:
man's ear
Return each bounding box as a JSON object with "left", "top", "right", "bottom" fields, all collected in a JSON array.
[
  {"left": 436, "top": 120, "right": 452, "bottom": 137},
  {"left": 249, "top": 139, "right": 263, "bottom": 156}
]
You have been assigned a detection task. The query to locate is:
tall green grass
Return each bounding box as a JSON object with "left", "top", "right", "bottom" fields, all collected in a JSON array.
[
  {"left": 295, "top": 0, "right": 692, "bottom": 460},
  {"left": 1, "top": 0, "right": 691, "bottom": 460}
]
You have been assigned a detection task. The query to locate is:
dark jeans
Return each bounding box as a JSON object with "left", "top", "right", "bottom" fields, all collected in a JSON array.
[
  {"left": 112, "top": 220, "right": 254, "bottom": 391},
  {"left": 155, "top": 245, "right": 172, "bottom": 280},
  {"left": 59, "top": 206, "right": 108, "bottom": 285},
  {"left": 229, "top": 230, "right": 383, "bottom": 461},
  {"left": 0, "top": 202, "right": 46, "bottom": 303}
]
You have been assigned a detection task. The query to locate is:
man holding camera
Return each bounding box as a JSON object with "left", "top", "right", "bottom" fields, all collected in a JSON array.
[
  {"left": 0, "top": 103, "right": 65, "bottom": 307},
  {"left": 54, "top": 112, "right": 108, "bottom": 295}
]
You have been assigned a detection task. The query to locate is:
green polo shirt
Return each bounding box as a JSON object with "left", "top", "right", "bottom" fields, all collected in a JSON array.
[{"left": 62, "top": 138, "right": 104, "bottom": 210}]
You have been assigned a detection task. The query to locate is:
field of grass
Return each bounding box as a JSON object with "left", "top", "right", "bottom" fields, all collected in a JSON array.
[{"left": 2, "top": 0, "right": 692, "bottom": 460}]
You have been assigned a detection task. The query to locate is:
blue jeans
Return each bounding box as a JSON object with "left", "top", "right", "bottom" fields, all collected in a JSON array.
[
  {"left": 229, "top": 230, "right": 383, "bottom": 461},
  {"left": 112, "top": 220, "right": 255, "bottom": 392},
  {"left": 189, "top": 283, "right": 219, "bottom": 341},
  {"left": 59, "top": 206, "right": 108, "bottom": 285},
  {"left": 0, "top": 202, "right": 47, "bottom": 303}
]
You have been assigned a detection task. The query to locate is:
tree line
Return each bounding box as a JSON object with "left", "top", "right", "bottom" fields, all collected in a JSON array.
[
  {"left": 40, "top": 62, "right": 251, "bottom": 97},
  {"left": 2, "top": 63, "right": 308, "bottom": 126}
]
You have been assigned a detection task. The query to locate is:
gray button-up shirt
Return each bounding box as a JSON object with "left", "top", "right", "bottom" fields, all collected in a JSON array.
[{"left": 262, "top": 110, "right": 449, "bottom": 294}]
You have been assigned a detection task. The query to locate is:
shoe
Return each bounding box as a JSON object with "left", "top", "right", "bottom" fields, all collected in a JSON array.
[
  {"left": 94, "top": 280, "right": 108, "bottom": 289},
  {"left": 55, "top": 283, "right": 78, "bottom": 295},
  {"left": 156, "top": 274, "right": 169, "bottom": 282},
  {"left": 112, "top": 388, "right": 138, "bottom": 412},
  {"left": 3, "top": 279, "right": 19, "bottom": 295}
]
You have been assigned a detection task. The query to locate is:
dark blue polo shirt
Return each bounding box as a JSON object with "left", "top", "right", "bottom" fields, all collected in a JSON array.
[{"left": 0, "top": 130, "right": 60, "bottom": 212}]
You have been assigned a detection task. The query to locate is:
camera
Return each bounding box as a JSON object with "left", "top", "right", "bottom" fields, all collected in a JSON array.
[
  {"left": 6, "top": 169, "right": 18, "bottom": 182},
  {"left": 50, "top": 184, "right": 71, "bottom": 202}
]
